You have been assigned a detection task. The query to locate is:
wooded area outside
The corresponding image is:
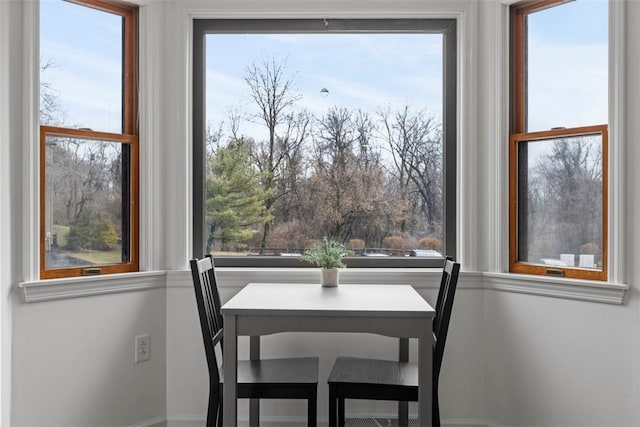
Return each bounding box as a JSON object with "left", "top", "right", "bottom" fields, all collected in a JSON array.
[
  {"left": 40, "top": 0, "right": 136, "bottom": 273},
  {"left": 204, "top": 51, "right": 445, "bottom": 257},
  {"left": 518, "top": 133, "right": 604, "bottom": 269}
]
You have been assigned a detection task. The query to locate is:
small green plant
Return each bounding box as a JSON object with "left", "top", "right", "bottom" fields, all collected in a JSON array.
[{"left": 301, "top": 237, "right": 353, "bottom": 269}]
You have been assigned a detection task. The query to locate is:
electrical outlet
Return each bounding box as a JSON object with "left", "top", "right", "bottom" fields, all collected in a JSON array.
[{"left": 135, "top": 334, "right": 150, "bottom": 363}]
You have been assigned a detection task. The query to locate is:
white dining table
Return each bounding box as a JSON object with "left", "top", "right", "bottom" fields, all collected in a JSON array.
[{"left": 221, "top": 282, "right": 436, "bottom": 426}]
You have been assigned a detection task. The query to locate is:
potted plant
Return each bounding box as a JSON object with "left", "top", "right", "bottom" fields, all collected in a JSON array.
[{"left": 301, "top": 237, "right": 353, "bottom": 287}]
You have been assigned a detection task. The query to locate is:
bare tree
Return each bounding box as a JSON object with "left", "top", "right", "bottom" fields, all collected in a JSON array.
[
  {"left": 244, "top": 57, "right": 305, "bottom": 253},
  {"left": 528, "top": 137, "right": 603, "bottom": 258},
  {"left": 272, "top": 110, "right": 311, "bottom": 223},
  {"left": 310, "top": 107, "right": 384, "bottom": 241},
  {"left": 40, "top": 58, "right": 62, "bottom": 125},
  {"left": 47, "top": 139, "right": 118, "bottom": 227},
  {"left": 378, "top": 105, "right": 442, "bottom": 235}
]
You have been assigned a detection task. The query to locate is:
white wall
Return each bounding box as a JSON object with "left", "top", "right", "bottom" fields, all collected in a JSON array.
[
  {"left": 11, "top": 289, "right": 167, "bottom": 427},
  {"left": 2, "top": 1, "right": 168, "bottom": 427},
  {"left": 478, "top": 1, "right": 640, "bottom": 426},
  {"left": 0, "top": 1, "right": 22, "bottom": 426},
  {"left": 483, "top": 291, "right": 639, "bottom": 427},
  {"left": 3, "top": 0, "right": 640, "bottom": 427}
]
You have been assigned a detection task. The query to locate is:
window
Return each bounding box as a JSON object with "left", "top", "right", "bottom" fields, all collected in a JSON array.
[
  {"left": 40, "top": 0, "right": 138, "bottom": 279},
  {"left": 193, "top": 19, "right": 457, "bottom": 267},
  {"left": 510, "top": 0, "right": 608, "bottom": 280}
]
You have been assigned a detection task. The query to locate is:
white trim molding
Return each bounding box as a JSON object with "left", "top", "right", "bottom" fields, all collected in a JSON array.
[
  {"left": 129, "top": 416, "right": 167, "bottom": 427},
  {"left": 169, "top": 268, "right": 626, "bottom": 304},
  {"left": 19, "top": 271, "right": 166, "bottom": 303},
  {"left": 21, "top": 0, "right": 39, "bottom": 282},
  {"left": 607, "top": 0, "right": 627, "bottom": 285},
  {"left": 484, "top": 272, "right": 628, "bottom": 305},
  {"left": 138, "top": 2, "right": 164, "bottom": 272},
  {"left": 19, "top": 0, "right": 161, "bottom": 280},
  {"left": 168, "top": 268, "right": 485, "bottom": 291},
  {"left": 485, "top": 0, "right": 627, "bottom": 288},
  {"left": 167, "top": 415, "right": 491, "bottom": 427},
  {"left": 19, "top": 267, "right": 626, "bottom": 305},
  {"left": 0, "top": 2, "right": 17, "bottom": 426}
]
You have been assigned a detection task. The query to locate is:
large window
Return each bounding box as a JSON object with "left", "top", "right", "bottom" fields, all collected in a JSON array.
[
  {"left": 510, "top": 0, "right": 608, "bottom": 280},
  {"left": 40, "top": 0, "right": 138, "bottom": 279},
  {"left": 193, "top": 19, "right": 456, "bottom": 267}
]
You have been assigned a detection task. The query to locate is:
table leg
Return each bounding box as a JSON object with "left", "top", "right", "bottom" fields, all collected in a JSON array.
[
  {"left": 418, "top": 318, "right": 433, "bottom": 426},
  {"left": 398, "top": 337, "right": 409, "bottom": 426},
  {"left": 328, "top": 385, "right": 336, "bottom": 427},
  {"left": 249, "top": 336, "right": 260, "bottom": 427},
  {"left": 223, "top": 314, "right": 237, "bottom": 426}
]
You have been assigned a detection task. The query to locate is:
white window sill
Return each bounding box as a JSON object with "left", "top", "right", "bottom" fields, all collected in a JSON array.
[
  {"left": 18, "top": 269, "right": 628, "bottom": 305},
  {"left": 19, "top": 271, "right": 166, "bottom": 303},
  {"left": 167, "top": 267, "right": 485, "bottom": 290},
  {"left": 483, "top": 272, "right": 629, "bottom": 304}
]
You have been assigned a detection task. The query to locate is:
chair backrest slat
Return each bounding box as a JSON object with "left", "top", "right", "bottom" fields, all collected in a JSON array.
[
  {"left": 190, "top": 255, "right": 224, "bottom": 384},
  {"left": 432, "top": 258, "right": 460, "bottom": 381},
  {"left": 433, "top": 256, "right": 453, "bottom": 333}
]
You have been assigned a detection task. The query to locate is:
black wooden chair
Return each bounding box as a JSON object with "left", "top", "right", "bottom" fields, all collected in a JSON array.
[
  {"left": 327, "top": 258, "right": 460, "bottom": 427},
  {"left": 190, "top": 255, "right": 319, "bottom": 427}
]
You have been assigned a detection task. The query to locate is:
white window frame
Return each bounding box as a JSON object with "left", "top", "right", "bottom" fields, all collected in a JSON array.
[{"left": 482, "top": 0, "right": 627, "bottom": 299}]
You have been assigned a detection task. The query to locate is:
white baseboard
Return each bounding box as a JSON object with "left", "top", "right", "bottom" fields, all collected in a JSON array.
[
  {"left": 167, "top": 415, "right": 306, "bottom": 427},
  {"left": 129, "top": 416, "right": 167, "bottom": 427},
  {"left": 445, "top": 418, "right": 497, "bottom": 427},
  {"left": 166, "top": 415, "right": 204, "bottom": 427},
  {"left": 166, "top": 415, "right": 493, "bottom": 427}
]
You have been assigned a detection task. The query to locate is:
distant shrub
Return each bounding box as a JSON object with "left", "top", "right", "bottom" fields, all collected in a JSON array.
[
  {"left": 580, "top": 242, "right": 599, "bottom": 255},
  {"left": 382, "top": 236, "right": 405, "bottom": 255},
  {"left": 303, "top": 238, "right": 320, "bottom": 249},
  {"left": 348, "top": 239, "right": 365, "bottom": 250},
  {"left": 269, "top": 220, "right": 310, "bottom": 251},
  {"left": 67, "top": 214, "right": 118, "bottom": 251},
  {"left": 418, "top": 237, "right": 442, "bottom": 252},
  {"left": 96, "top": 218, "right": 118, "bottom": 250}
]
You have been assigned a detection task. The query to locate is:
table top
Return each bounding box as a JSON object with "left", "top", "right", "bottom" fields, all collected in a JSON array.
[{"left": 221, "top": 283, "right": 434, "bottom": 318}]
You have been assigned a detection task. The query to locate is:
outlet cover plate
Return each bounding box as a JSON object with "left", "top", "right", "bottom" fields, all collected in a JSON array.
[{"left": 135, "top": 334, "right": 150, "bottom": 363}]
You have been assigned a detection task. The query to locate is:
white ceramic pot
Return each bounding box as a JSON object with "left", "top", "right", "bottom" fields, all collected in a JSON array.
[{"left": 321, "top": 268, "right": 339, "bottom": 287}]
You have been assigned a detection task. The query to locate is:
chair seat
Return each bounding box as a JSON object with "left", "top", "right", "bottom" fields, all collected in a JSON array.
[
  {"left": 328, "top": 356, "right": 417, "bottom": 388},
  {"left": 222, "top": 357, "right": 319, "bottom": 385}
]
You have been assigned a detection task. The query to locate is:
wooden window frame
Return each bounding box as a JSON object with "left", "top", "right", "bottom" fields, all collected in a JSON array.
[
  {"left": 39, "top": 0, "right": 139, "bottom": 279},
  {"left": 509, "top": 0, "right": 608, "bottom": 281}
]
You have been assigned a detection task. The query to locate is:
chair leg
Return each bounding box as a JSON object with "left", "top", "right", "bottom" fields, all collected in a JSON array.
[
  {"left": 338, "top": 398, "right": 345, "bottom": 427},
  {"left": 216, "top": 384, "right": 223, "bottom": 427},
  {"left": 249, "top": 399, "right": 259, "bottom": 427},
  {"left": 207, "top": 386, "right": 219, "bottom": 427},
  {"left": 308, "top": 394, "right": 317, "bottom": 427},
  {"left": 206, "top": 400, "right": 218, "bottom": 427},
  {"left": 328, "top": 386, "right": 337, "bottom": 427},
  {"left": 398, "top": 401, "right": 408, "bottom": 427},
  {"left": 432, "top": 393, "right": 440, "bottom": 427}
]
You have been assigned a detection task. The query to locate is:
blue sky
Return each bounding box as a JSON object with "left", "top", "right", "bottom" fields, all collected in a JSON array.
[
  {"left": 205, "top": 33, "right": 443, "bottom": 140},
  {"left": 40, "top": 0, "right": 123, "bottom": 133},
  {"left": 527, "top": 0, "right": 608, "bottom": 131},
  {"left": 39, "top": 0, "right": 609, "bottom": 138}
]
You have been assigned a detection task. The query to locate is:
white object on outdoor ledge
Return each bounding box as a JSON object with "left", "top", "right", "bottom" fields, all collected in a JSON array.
[
  {"left": 579, "top": 254, "right": 595, "bottom": 268},
  {"left": 560, "top": 254, "right": 575, "bottom": 267}
]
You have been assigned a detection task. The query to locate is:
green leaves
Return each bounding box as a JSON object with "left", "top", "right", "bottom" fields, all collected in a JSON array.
[
  {"left": 206, "top": 139, "right": 272, "bottom": 251},
  {"left": 301, "top": 237, "right": 353, "bottom": 269}
]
